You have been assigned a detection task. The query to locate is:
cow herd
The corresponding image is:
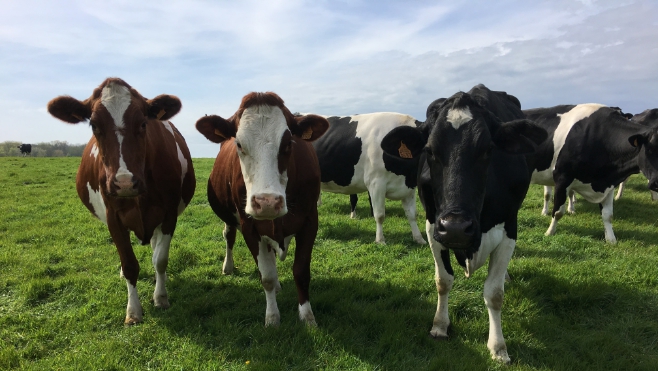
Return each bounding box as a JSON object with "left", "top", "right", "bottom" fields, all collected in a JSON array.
[{"left": 46, "top": 78, "right": 658, "bottom": 364}]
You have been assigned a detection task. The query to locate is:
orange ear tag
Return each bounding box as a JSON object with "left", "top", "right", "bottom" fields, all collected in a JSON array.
[
  {"left": 301, "top": 127, "right": 313, "bottom": 140},
  {"left": 398, "top": 142, "right": 413, "bottom": 159},
  {"left": 156, "top": 109, "right": 166, "bottom": 120}
]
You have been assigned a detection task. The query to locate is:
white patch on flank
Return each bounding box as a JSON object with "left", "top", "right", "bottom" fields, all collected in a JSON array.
[
  {"left": 90, "top": 143, "right": 99, "bottom": 159},
  {"left": 101, "top": 83, "right": 133, "bottom": 178},
  {"left": 176, "top": 143, "right": 187, "bottom": 185},
  {"left": 86, "top": 182, "right": 107, "bottom": 224},
  {"left": 531, "top": 104, "right": 606, "bottom": 186},
  {"left": 446, "top": 107, "right": 473, "bottom": 129},
  {"left": 237, "top": 105, "right": 290, "bottom": 216}
]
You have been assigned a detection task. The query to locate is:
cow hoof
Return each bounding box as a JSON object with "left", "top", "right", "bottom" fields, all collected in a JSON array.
[
  {"left": 375, "top": 239, "right": 386, "bottom": 245},
  {"left": 222, "top": 260, "right": 234, "bottom": 275},
  {"left": 350, "top": 212, "right": 357, "bottom": 219},
  {"left": 491, "top": 350, "right": 511, "bottom": 364},
  {"left": 606, "top": 238, "right": 617, "bottom": 245},
  {"left": 265, "top": 314, "right": 281, "bottom": 327},
  {"left": 124, "top": 315, "right": 142, "bottom": 326},
  {"left": 154, "top": 296, "right": 170, "bottom": 309},
  {"left": 430, "top": 325, "right": 449, "bottom": 340},
  {"left": 541, "top": 210, "right": 549, "bottom": 216}
]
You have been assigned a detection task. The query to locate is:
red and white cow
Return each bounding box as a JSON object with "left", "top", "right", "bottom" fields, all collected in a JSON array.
[
  {"left": 196, "top": 92, "right": 328, "bottom": 326},
  {"left": 47, "top": 78, "right": 196, "bottom": 324}
]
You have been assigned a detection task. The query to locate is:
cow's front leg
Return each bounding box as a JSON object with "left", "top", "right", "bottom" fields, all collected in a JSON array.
[
  {"left": 483, "top": 235, "right": 515, "bottom": 364},
  {"left": 402, "top": 192, "right": 426, "bottom": 244},
  {"left": 292, "top": 214, "right": 318, "bottom": 326},
  {"left": 427, "top": 221, "right": 454, "bottom": 339},
  {"left": 222, "top": 223, "right": 237, "bottom": 275},
  {"left": 108, "top": 212, "right": 142, "bottom": 325},
  {"left": 151, "top": 225, "right": 172, "bottom": 308},
  {"left": 257, "top": 237, "right": 281, "bottom": 327},
  {"left": 600, "top": 190, "right": 616, "bottom": 244},
  {"left": 541, "top": 186, "right": 552, "bottom": 216}
]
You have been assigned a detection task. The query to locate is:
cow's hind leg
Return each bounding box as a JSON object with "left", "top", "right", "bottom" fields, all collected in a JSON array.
[
  {"left": 567, "top": 189, "right": 577, "bottom": 214},
  {"left": 151, "top": 225, "right": 172, "bottom": 309},
  {"left": 402, "top": 192, "right": 426, "bottom": 244},
  {"left": 541, "top": 186, "right": 552, "bottom": 216},
  {"left": 350, "top": 194, "right": 358, "bottom": 219},
  {"left": 484, "top": 235, "right": 515, "bottom": 364},
  {"left": 600, "top": 190, "right": 617, "bottom": 244},
  {"left": 615, "top": 179, "right": 627, "bottom": 200},
  {"left": 222, "top": 223, "right": 237, "bottom": 275},
  {"left": 427, "top": 221, "right": 454, "bottom": 340},
  {"left": 545, "top": 181, "right": 570, "bottom": 237}
]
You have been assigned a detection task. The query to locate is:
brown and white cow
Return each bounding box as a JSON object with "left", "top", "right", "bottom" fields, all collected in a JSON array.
[
  {"left": 196, "top": 92, "right": 328, "bottom": 326},
  {"left": 47, "top": 78, "right": 196, "bottom": 324}
]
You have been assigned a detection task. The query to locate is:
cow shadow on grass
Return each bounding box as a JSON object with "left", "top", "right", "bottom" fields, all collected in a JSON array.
[
  {"left": 318, "top": 218, "right": 427, "bottom": 248},
  {"left": 148, "top": 271, "right": 493, "bottom": 370}
]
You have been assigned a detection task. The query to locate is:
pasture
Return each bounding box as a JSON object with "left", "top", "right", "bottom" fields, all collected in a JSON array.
[{"left": 1, "top": 156, "right": 658, "bottom": 370}]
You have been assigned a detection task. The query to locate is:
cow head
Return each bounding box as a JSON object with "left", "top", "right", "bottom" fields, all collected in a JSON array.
[
  {"left": 47, "top": 78, "right": 181, "bottom": 198},
  {"left": 196, "top": 92, "right": 328, "bottom": 220},
  {"left": 382, "top": 90, "right": 546, "bottom": 252},
  {"left": 629, "top": 127, "right": 658, "bottom": 193}
]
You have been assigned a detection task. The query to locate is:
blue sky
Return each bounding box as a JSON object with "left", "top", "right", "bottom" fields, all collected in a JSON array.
[{"left": 1, "top": 0, "right": 656, "bottom": 157}]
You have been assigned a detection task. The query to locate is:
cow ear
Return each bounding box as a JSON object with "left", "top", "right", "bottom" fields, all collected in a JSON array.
[
  {"left": 381, "top": 126, "right": 427, "bottom": 159},
  {"left": 147, "top": 94, "right": 182, "bottom": 120},
  {"left": 493, "top": 119, "right": 548, "bottom": 154},
  {"left": 292, "top": 114, "right": 329, "bottom": 141},
  {"left": 196, "top": 115, "right": 236, "bottom": 144},
  {"left": 629, "top": 133, "right": 647, "bottom": 148},
  {"left": 47, "top": 96, "right": 91, "bottom": 124}
]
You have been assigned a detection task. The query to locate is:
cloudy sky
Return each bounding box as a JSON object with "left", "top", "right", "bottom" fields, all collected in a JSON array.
[{"left": 1, "top": 0, "right": 656, "bottom": 157}]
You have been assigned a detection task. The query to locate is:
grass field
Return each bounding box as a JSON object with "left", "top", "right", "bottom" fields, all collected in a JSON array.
[{"left": 1, "top": 156, "right": 658, "bottom": 370}]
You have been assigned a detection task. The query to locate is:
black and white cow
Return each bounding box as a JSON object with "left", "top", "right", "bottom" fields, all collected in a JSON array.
[
  {"left": 311, "top": 112, "right": 426, "bottom": 244},
  {"left": 18, "top": 144, "right": 31, "bottom": 156},
  {"left": 523, "top": 104, "right": 658, "bottom": 244},
  {"left": 381, "top": 84, "right": 547, "bottom": 363},
  {"left": 629, "top": 109, "right": 658, "bottom": 201}
]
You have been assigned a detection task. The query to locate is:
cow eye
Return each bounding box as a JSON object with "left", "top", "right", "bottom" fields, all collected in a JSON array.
[
  {"left": 90, "top": 121, "right": 100, "bottom": 135},
  {"left": 141, "top": 121, "right": 147, "bottom": 130},
  {"left": 235, "top": 141, "right": 244, "bottom": 154}
]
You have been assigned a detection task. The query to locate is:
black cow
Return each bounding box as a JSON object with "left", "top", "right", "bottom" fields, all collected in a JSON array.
[
  {"left": 311, "top": 112, "right": 426, "bottom": 244},
  {"left": 523, "top": 104, "right": 658, "bottom": 244},
  {"left": 381, "top": 84, "right": 547, "bottom": 363},
  {"left": 18, "top": 144, "right": 31, "bottom": 156}
]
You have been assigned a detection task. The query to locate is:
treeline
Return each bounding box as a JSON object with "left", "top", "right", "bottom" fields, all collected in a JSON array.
[{"left": 0, "top": 141, "right": 86, "bottom": 157}]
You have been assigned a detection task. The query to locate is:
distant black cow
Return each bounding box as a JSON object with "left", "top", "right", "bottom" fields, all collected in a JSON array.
[
  {"left": 381, "top": 84, "right": 546, "bottom": 363},
  {"left": 311, "top": 112, "right": 426, "bottom": 245},
  {"left": 524, "top": 104, "right": 658, "bottom": 243},
  {"left": 17, "top": 144, "right": 31, "bottom": 156}
]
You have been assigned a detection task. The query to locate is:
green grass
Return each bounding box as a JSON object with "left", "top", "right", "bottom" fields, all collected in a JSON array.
[{"left": 1, "top": 157, "right": 658, "bottom": 370}]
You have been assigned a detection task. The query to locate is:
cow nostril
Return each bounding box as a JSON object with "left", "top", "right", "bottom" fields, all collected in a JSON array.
[{"left": 464, "top": 222, "right": 474, "bottom": 235}]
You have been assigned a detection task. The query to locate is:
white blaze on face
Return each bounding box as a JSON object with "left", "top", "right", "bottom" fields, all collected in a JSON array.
[
  {"left": 101, "top": 83, "right": 133, "bottom": 179},
  {"left": 447, "top": 107, "right": 473, "bottom": 129},
  {"left": 86, "top": 182, "right": 107, "bottom": 224},
  {"left": 236, "top": 105, "right": 289, "bottom": 216}
]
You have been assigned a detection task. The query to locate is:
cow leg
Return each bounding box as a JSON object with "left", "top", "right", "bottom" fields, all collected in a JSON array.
[
  {"left": 484, "top": 235, "right": 514, "bottom": 364},
  {"left": 541, "top": 186, "right": 552, "bottom": 216},
  {"left": 600, "top": 190, "right": 617, "bottom": 244},
  {"left": 652, "top": 190, "right": 658, "bottom": 201},
  {"left": 108, "top": 212, "right": 142, "bottom": 325},
  {"left": 350, "top": 194, "right": 358, "bottom": 219},
  {"left": 545, "top": 182, "right": 568, "bottom": 236},
  {"left": 402, "top": 192, "right": 426, "bottom": 244},
  {"left": 292, "top": 214, "right": 318, "bottom": 326},
  {"left": 256, "top": 238, "right": 281, "bottom": 327},
  {"left": 369, "top": 184, "right": 387, "bottom": 244},
  {"left": 150, "top": 225, "right": 172, "bottom": 309},
  {"left": 615, "top": 179, "right": 627, "bottom": 200},
  {"left": 427, "top": 221, "right": 454, "bottom": 340},
  {"left": 567, "top": 189, "right": 576, "bottom": 214},
  {"left": 222, "top": 223, "right": 237, "bottom": 275}
]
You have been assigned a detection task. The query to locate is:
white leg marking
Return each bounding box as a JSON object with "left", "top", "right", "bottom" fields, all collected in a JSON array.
[
  {"left": 257, "top": 237, "right": 280, "bottom": 326},
  {"left": 567, "top": 189, "right": 576, "bottom": 214},
  {"left": 402, "top": 193, "right": 426, "bottom": 244},
  {"left": 350, "top": 210, "right": 357, "bottom": 219},
  {"left": 427, "top": 220, "right": 454, "bottom": 339},
  {"left": 369, "top": 184, "right": 386, "bottom": 244},
  {"left": 125, "top": 279, "right": 143, "bottom": 325},
  {"left": 542, "top": 186, "right": 552, "bottom": 216},
  {"left": 151, "top": 226, "right": 172, "bottom": 308},
  {"left": 601, "top": 190, "right": 617, "bottom": 244},
  {"left": 86, "top": 182, "right": 107, "bottom": 224},
  {"left": 615, "top": 180, "right": 626, "bottom": 200},
  {"left": 484, "top": 235, "right": 515, "bottom": 364},
  {"left": 652, "top": 190, "right": 658, "bottom": 201},
  {"left": 299, "top": 301, "right": 317, "bottom": 326},
  {"left": 222, "top": 224, "right": 235, "bottom": 275},
  {"left": 545, "top": 204, "right": 565, "bottom": 236}
]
